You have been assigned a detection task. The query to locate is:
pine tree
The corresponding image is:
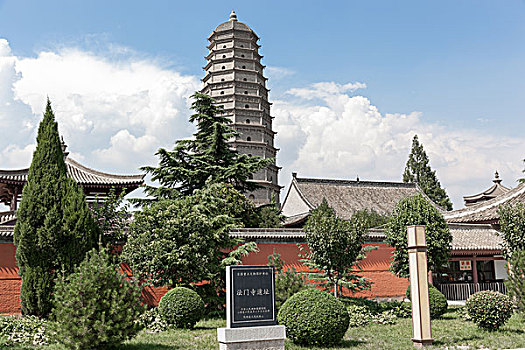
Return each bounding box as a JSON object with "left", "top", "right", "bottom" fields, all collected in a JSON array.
[
  {"left": 403, "top": 135, "right": 453, "bottom": 210},
  {"left": 140, "top": 92, "right": 272, "bottom": 201},
  {"left": 14, "top": 99, "right": 100, "bottom": 317}
]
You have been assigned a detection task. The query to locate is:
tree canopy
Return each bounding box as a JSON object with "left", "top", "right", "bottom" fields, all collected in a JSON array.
[
  {"left": 303, "top": 199, "right": 372, "bottom": 297},
  {"left": 385, "top": 193, "right": 451, "bottom": 278},
  {"left": 14, "top": 99, "right": 100, "bottom": 317},
  {"left": 498, "top": 202, "right": 525, "bottom": 259},
  {"left": 403, "top": 135, "right": 453, "bottom": 211},
  {"left": 140, "top": 92, "right": 272, "bottom": 202}
]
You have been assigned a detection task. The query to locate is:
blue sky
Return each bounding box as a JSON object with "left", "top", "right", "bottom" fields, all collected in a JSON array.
[{"left": 0, "top": 0, "right": 524, "bottom": 208}]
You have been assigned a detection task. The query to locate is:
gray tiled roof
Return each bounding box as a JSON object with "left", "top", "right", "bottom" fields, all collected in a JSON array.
[
  {"left": 445, "top": 182, "right": 525, "bottom": 223},
  {"left": 0, "top": 157, "right": 144, "bottom": 187},
  {"left": 293, "top": 177, "right": 425, "bottom": 220},
  {"left": 229, "top": 223, "right": 502, "bottom": 252},
  {"left": 448, "top": 223, "right": 503, "bottom": 251}
]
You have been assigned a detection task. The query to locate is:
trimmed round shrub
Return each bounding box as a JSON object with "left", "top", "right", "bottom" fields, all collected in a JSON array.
[
  {"left": 277, "top": 289, "right": 349, "bottom": 346},
  {"left": 158, "top": 287, "right": 205, "bottom": 329},
  {"left": 52, "top": 247, "right": 144, "bottom": 349},
  {"left": 466, "top": 290, "right": 513, "bottom": 330},
  {"left": 407, "top": 283, "right": 447, "bottom": 318}
]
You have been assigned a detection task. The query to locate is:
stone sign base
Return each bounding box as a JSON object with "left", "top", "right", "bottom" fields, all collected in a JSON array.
[{"left": 217, "top": 325, "right": 286, "bottom": 350}]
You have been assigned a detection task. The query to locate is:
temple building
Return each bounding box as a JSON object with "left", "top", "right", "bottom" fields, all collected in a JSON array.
[
  {"left": 462, "top": 171, "right": 510, "bottom": 207},
  {"left": 201, "top": 11, "right": 281, "bottom": 205}
]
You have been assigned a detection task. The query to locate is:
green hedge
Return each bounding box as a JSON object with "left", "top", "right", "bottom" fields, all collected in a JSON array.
[
  {"left": 158, "top": 287, "right": 205, "bottom": 329},
  {"left": 407, "top": 283, "right": 447, "bottom": 318},
  {"left": 277, "top": 289, "right": 349, "bottom": 346},
  {"left": 466, "top": 291, "right": 513, "bottom": 330}
]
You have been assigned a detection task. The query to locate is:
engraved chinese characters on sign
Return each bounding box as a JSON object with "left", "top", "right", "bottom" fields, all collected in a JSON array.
[{"left": 230, "top": 266, "right": 276, "bottom": 328}]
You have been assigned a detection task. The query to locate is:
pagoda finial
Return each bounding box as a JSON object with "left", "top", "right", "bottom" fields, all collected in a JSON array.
[
  {"left": 60, "top": 136, "right": 69, "bottom": 158},
  {"left": 229, "top": 10, "right": 237, "bottom": 21},
  {"left": 493, "top": 170, "right": 502, "bottom": 184}
]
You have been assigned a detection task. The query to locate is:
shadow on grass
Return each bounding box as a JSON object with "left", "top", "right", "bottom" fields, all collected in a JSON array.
[
  {"left": 432, "top": 334, "right": 483, "bottom": 346},
  {"left": 290, "top": 339, "right": 366, "bottom": 349},
  {"left": 119, "top": 344, "right": 175, "bottom": 350}
]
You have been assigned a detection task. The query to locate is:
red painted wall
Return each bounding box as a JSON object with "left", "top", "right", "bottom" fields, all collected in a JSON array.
[
  {"left": 242, "top": 242, "right": 408, "bottom": 299},
  {"left": 0, "top": 241, "right": 407, "bottom": 314}
]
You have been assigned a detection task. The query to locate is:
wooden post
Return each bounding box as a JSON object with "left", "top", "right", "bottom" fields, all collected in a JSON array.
[{"left": 407, "top": 225, "right": 433, "bottom": 348}]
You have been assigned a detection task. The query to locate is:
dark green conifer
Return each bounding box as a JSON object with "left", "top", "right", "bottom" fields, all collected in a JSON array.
[
  {"left": 403, "top": 135, "right": 453, "bottom": 210},
  {"left": 141, "top": 92, "right": 272, "bottom": 201},
  {"left": 14, "top": 99, "right": 99, "bottom": 317}
]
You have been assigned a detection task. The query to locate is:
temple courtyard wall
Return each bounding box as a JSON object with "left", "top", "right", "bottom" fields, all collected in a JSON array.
[{"left": 0, "top": 240, "right": 407, "bottom": 314}]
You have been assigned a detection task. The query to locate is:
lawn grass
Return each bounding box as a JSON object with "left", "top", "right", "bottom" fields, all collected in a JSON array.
[{"left": 3, "top": 308, "right": 525, "bottom": 349}]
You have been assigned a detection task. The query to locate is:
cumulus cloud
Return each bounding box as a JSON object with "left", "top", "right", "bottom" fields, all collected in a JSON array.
[
  {"left": 0, "top": 39, "right": 200, "bottom": 176},
  {"left": 0, "top": 37, "right": 522, "bottom": 210},
  {"left": 273, "top": 82, "right": 525, "bottom": 208}
]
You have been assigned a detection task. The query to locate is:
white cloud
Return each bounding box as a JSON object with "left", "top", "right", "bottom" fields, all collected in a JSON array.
[
  {"left": 0, "top": 39, "right": 200, "bottom": 177},
  {"left": 0, "top": 37, "right": 523, "bottom": 210},
  {"left": 273, "top": 82, "right": 525, "bottom": 208}
]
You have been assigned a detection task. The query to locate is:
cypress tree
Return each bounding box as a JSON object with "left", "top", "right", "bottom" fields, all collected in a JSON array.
[
  {"left": 141, "top": 92, "right": 272, "bottom": 201},
  {"left": 14, "top": 99, "right": 100, "bottom": 317},
  {"left": 403, "top": 135, "right": 453, "bottom": 210}
]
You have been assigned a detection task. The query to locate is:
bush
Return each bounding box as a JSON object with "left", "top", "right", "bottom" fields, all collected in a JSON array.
[
  {"left": 0, "top": 315, "right": 51, "bottom": 347},
  {"left": 277, "top": 289, "right": 349, "bottom": 346},
  {"left": 52, "top": 247, "right": 144, "bottom": 349},
  {"left": 136, "top": 308, "right": 168, "bottom": 333},
  {"left": 274, "top": 267, "right": 306, "bottom": 310},
  {"left": 466, "top": 291, "right": 513, "bottom": 330},
  {"left": 158, "top": 287, "right": 205, "bottom": 329},
  {"left": 407, "top": 283, "right": 447, "bottom": 318},
  {"left": 505, "top": 250, "right": 525, "bottom": 312}
]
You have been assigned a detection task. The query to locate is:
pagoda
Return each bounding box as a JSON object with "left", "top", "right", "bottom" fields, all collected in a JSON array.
[
  {"left": 462, "top": 171, "right": 511, "bottom": 207},
  {"left": 201, "top": 11, "right": 281, "bottom": 205}
]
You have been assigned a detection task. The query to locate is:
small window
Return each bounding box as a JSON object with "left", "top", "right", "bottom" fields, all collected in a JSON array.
[
  {"left": 242, "top": 65, "right": 246, "bottom": 69},
  {"left": 222, "top": 55, "right": 226, "bottom": 58},
  {"left": 244, "top": 91, "right": 248, "bottom": 94},
  {"left": 223, "top": 45, "right": 226, "bottom": 48},
  {"left": 245, "top": 104, "right": 249, "bottom": 108},
  {"left": 221, "top": 66, "right": 225, "bottom": 70},
  {"left": 240, "top": 44, "right": 244, "bottom": 48},
  {"left": 247, "top": 137, "right": 252, "bottom": 141},
  {"left": 221, "top": 78, "right": 225, "bottom": 82},
  {"left": 241, "top": 54, "right": 245, "bottom": 58},
  {"left": 220, "top": 91, "right": 224, "bottom": 95},
  {"left": 249, "top": 194, "right": 255, "bottom": 200},
  {"left": 248, "top": 174, "right": 253, "bottom": 180},
  {"left": 246, "top": 119, "right": 250, "bottom": 124},
  {"left": 270, "top": 176, "right": 273, "bottom": 182},
  {"left": 243, "top": 78, "right": 247, "bottom": 81}
]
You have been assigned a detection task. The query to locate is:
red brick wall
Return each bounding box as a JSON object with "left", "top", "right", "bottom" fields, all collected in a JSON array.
[
  {"left": 0, "top": 241, "right": 407, "bottom": 314},
  {"left": 0, "top": 243, "right": 21, "bottom": 314}
]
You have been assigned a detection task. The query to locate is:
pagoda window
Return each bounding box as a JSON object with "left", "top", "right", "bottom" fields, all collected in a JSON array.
[
  {"left": 249, "top": 194, "right": 255, "bottom": 200},
  {"left": 223, "top": 45, "right": 226, "bottom": 48},
  {"left": 220, "top": 91, "right": 224, "bottom": 95},
  {"left": 243, "top": 78, "right": 247, "bottom": 81},
  {"left": 242, "top": 65, "right": 246, "bottom": 69},
  {"left": 222, "top": 55, "right": 226, "bottom": 58},
  {"left": 247, "top": 137, "right": 251, "bottom": 141},
  {"left": 245, "top": 104, "right": 249, "bottom": 108},
  {"left": 221, "top": 78, "right": 225, "bottom": 81},
  {"left": 241, "top": 54, "right": 245, "bottom": 58},
  {"left": 246, "top": 119, "right": 250, "bottom": 124},
  {"left": 222, "top": 66, "right": 225, "bottom": 69},
  {"left": 244, "top": 91, "right": 248, "bottom": 94},
  {"left": 240, "top": 44, "right": 244, "bottom": 48}
]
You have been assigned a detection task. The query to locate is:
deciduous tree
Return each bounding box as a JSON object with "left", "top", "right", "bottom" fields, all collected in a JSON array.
[{"left": 385, "top": 193, "right": 451, "bottom": 278}]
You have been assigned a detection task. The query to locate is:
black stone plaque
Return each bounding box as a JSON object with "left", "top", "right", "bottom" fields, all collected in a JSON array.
[{"left": 228, "top": 265, "right": 276, "bottom": 328}]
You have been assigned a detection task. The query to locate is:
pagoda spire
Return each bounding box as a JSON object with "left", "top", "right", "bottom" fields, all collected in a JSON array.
[{"left": 229, "top": 10, "right": 237, "bottom": 21}]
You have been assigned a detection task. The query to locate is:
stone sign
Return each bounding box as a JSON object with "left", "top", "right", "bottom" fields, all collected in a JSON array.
[{"left": 227, "top": 265, "right": 276, "bottom": 328}]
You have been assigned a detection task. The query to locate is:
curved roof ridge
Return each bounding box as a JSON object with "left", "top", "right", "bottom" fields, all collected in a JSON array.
[
  {"left": 295, "top": 176, "right": 418, "bottom": 188},
  {"left": 445, "top": 181, "right": 525, "bottom": 220},
  {"left": 65, "top": 157, "right": 144, "bottom": 181}
]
